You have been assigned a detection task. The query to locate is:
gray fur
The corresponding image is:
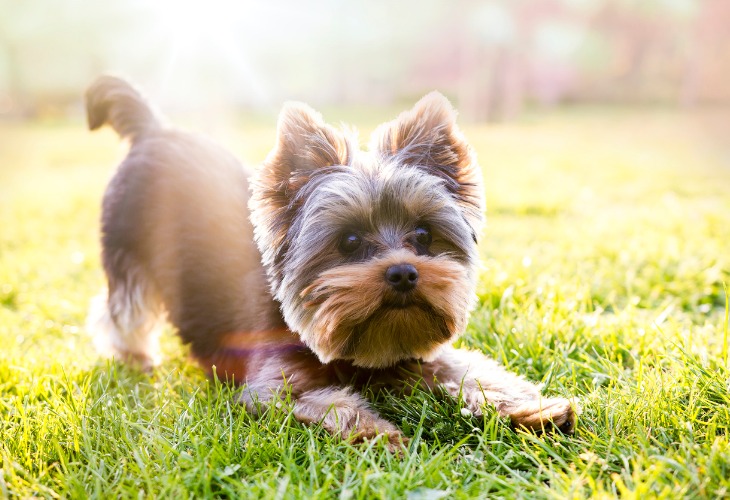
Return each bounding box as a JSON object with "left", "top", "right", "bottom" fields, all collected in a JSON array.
[{"left": 88, "top": 79, "right": 576, "bottom": 441}]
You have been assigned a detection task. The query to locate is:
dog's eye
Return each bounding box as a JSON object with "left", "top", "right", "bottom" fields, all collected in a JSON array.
[
  {"left": 339, "top": 232, "right": 362, "bottom": 254},
  {"left": 415, "top": 226, "right": 432, "bottom": 246}
]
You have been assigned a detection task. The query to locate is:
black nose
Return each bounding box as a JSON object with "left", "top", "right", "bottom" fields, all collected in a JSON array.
[{"left": 385, "top": 264, "right": 418, "bottom": 292}]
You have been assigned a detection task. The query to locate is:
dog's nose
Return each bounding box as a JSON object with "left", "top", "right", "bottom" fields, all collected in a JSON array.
[{"left": 385, "top": 264, "right": 418, "bottom": 292}]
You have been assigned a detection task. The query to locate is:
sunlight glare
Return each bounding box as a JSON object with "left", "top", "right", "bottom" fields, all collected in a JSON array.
[
  {"left": 144, "top": 0, "right": 269, "bottom": 107},
  {"left": 153, "top": 0, "right": 245, "bottom": 50}
]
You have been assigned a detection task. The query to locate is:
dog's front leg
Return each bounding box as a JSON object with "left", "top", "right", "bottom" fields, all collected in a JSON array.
[
  {"left": 292, "top": 387, "right": 406, "bottom": 448},
  {"left": 411, "top": 346, "right": 577, "bottom": 433},
  {"left": 235, "top": 353, "right": 406, "bottom": 450}
]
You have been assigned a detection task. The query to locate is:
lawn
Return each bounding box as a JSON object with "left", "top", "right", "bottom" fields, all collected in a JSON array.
[{"left": 1, "top": 107, "right": 729, "bottom": 498}]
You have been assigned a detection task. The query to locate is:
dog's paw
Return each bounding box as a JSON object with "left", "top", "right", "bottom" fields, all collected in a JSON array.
[
  {"left": 292, "top": 387, "right": 408, "bottom": 452},
  {"left": 506, "top": 397, "right": 578, "bottom": 434},
  {"left": 346, "top": 414, "right": 409, "bottom": 453},
  {"left": 352, "top": 425, "right": 410, "bottom": 454}
]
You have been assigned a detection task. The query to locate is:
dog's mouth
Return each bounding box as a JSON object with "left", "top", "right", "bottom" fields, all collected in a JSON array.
[
  {"left": 300, "top": 290, "right": 459, "bottom": 368},
  {"left": 382, "top": 292, "right": 420, "bottom": 309},
  {"left": 340, "top": 300, "right": 452, "bottom": 361},
  {"left": 384, "top": 304, "right": 418, "bottom": 310},
  {"left": 295, "top": 251, "right": 473, "bottom": 367}
]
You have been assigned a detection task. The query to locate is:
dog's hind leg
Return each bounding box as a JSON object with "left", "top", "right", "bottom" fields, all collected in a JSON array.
[{"left": 87, "top": 252, "right": 164, "bottom": 369}]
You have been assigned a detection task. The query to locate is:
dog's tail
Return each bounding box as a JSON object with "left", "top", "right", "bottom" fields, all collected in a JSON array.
[{"left": 85, "top": 75, "right": 161, "bottom": 140}]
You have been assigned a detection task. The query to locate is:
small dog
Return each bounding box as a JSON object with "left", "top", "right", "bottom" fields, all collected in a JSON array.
[{"left": 86, "top": 76, "right": 576, "bottom": 448}]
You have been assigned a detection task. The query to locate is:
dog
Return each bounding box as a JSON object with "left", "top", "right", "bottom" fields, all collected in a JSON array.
[{"left": 86, "top": 76, "right": 576, "bottom": 448}]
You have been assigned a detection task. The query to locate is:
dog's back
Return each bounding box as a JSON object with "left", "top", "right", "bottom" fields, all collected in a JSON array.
[{"left": 86, "top": 76, "right": 283, "bottom": 364}]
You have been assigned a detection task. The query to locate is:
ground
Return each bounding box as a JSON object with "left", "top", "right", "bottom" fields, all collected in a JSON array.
[{"left": 0, "top": 107, "right": 729, "bottom": 498}]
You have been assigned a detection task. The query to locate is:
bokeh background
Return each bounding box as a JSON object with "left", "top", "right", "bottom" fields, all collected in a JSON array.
[{"left": 1, "top": 0, "right": 729, "bottom": 122}]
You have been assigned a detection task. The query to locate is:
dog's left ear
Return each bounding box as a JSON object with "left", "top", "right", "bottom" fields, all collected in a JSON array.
[{"left": 370, "top": 92, "right": 484, "bottom": 230}]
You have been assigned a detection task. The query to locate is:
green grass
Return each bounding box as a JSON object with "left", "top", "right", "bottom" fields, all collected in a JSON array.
[{"left": 1, "top": 107, "right": 729, "bottom": 498}]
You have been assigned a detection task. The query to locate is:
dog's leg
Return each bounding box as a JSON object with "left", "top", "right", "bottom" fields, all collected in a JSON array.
[
  {"left": 87, "top": 255, "right": 164, "bottom": 369},
  {"left": 292, "top": 387, "right": 406, "bottom": 448},
  {"left": 409, "top": 346, "right": 577, "bottom": 433},
  {"left": 234, "top": 353, "right": 406, "bottom": 450}
]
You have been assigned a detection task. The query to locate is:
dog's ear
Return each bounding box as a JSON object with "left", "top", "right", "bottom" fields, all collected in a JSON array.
[
  {"left": 371, "top": 92, "right": 468, "bottom": 169},
  {"left": 264, "top": 102, "right": 350, "bottom": 182},
  {"left": 370, "top": 91, "right": 484, "bottom": 230},
  {"left": 251, "top": 104, "right": 352, "bottom": 286}
]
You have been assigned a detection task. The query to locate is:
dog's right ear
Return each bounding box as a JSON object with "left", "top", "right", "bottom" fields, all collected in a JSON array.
[
  {"left": 262, "top": 103, "right": 351, "bottom": 186},
  {"left": 250, "top": 104, "right": 352, "bottom": 289}
]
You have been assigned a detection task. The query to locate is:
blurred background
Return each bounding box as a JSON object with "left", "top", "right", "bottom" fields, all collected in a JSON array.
[
  {"left": 1, "top": 0, "right": 728, "bottom": 327},
  {"left": 1, "top": 0, "right": 729, "bottom": 123}
]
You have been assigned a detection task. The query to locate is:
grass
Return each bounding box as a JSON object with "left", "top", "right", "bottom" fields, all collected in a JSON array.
[{"left": 1, "top": 106, "right": 729, "bottom": 498}]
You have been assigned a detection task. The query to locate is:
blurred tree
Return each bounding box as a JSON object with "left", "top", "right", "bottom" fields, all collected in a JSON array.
[
  {"left": 682, "top": 0, "right": 730, "bottom": 106},
  {"left": 0, "top": 0, "right": 728, "bottom": 121}
]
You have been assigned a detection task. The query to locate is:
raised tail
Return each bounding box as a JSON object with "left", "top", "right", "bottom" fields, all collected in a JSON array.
[{"left": 85, "top": 75, "right": 161, "bottom": 140}]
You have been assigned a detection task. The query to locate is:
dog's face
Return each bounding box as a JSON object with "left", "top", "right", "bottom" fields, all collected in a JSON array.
[{"left": 250, "top": 93, "right": 485, "bottom": 368}]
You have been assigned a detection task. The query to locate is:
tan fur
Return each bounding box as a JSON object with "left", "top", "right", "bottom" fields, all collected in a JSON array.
[
  {"left": 89, "top": 77, "right": 577, "bottom": 452},
  {"left": 300, "top": 249, "right": 471, "bottom": 367},
  {"left": 293, "top": 387, "right": 405, "bottom": 446}
]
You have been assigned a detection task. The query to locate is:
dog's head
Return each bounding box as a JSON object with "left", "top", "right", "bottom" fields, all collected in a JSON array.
[{"left": 250, "top": 93, "right": 485, "bottom": 368}]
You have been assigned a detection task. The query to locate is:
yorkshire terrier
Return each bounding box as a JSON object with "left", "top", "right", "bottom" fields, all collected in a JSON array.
[{"left": 86, "top": 76, "right": 576, "bottom": 449}]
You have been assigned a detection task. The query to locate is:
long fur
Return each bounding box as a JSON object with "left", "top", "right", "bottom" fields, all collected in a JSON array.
[{"left": 87, "top": 77, "right": 577, "bottom": 448}]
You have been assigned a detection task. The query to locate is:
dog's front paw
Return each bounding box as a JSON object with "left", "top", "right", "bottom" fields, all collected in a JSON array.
[
  {"left": 506, "top": 397, "right": 578, "bottom": 434},
  {"left": 292, "top": 387, "right": 408, "bottom": 452},
  {"left": 330, "top": 407, "right": 409, "bottom": 452},
  {"left": 349, "top": 416, "right": 410, "bottom": 453}
]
